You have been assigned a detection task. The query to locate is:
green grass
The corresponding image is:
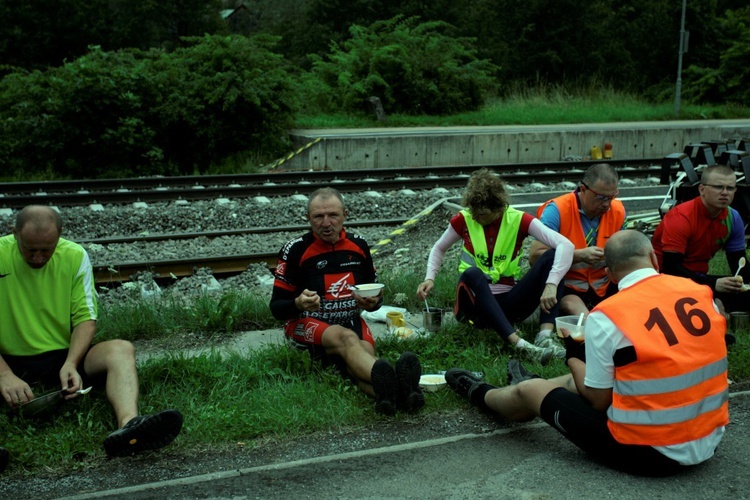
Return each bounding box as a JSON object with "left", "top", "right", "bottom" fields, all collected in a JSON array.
[
  {"left": 3, "top": 86, "right": 750, "bottom": 474},
  {"left": 5, "top": 256, "right": 748, "bottom": 476},
  {"left": 294, "top": 87, "right": 750, "bottom": 129}
]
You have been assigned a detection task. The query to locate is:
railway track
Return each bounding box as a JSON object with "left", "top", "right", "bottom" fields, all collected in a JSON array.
[
  {"left": 1, "top": 159, "right": 672, "bottom": 287},
  {"left": 87, "top": 218, "right": 410, "bottom": 285},
  {"left": 89, "top": 189, "right": 670, "bottom": 287},
  {"left": 0, "top": 159, "right": 665, "bottom": 208}
]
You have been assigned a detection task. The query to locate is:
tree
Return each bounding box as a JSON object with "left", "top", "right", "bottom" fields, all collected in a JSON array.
[
  {"left": 304, "top": 16, "right": 498, "bottom": 116},
  {"left": 0, "top": 0, "right": 227, "bottom": 71},
  {"left": 0, "top": 35, "right": 296, "bottom": 178},
  {"left": 683, "top": 6, "right": 750, "bottom": 105}
]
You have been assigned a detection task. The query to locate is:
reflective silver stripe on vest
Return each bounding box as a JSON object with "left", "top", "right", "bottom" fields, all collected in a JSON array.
[
  {"left": 460, "top": 250, "right": 478, "bottom": 268},
  {"left": 459, "top": 250, "right": 492, "bottom": 279},
  {"left": 566, "top": 263, "right": 607, "bottom": 291},
  {"left": 613, "top": 358, "right": 727, "bottom": 396},
  {"left": 608, "top": 388, "right": 728, "bottom": 425},
  {"left": 566, "top": 262, "right": 589, "bottom": 290}
]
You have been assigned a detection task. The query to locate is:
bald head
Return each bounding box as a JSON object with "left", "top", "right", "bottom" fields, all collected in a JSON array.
[
  {"left": 13, "top": 206, "right": 62, "bottom": 269},
  {"left": 15, "top": 205, "right": 62, "bottom": 235},
  {"left": 604, "top": 230, "right": 656, "bottom": 281}
]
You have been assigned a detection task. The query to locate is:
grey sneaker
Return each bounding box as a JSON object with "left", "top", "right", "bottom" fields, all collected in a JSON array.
[
  {"left": 444, "top": 368, "right": 485, "bottom": 401},
  {"left": 534, "top": 336, "right": 566, "bottom": 359},
  {"left": 515, "top": 341, "right": 556, "bottom": 365},
  {"left": 506, "top": 359, "right": 541, "bottom": 385}
]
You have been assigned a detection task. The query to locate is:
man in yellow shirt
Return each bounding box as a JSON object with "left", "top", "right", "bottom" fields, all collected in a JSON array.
[{"left": 0, "top": 206, "right": 183, "bottom": 470}]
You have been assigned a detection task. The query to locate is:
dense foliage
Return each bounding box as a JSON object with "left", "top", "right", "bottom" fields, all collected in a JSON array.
[
  {"left": 304, "top": 17, "right": 498, "bottom": 115},
  {"left": 0, "top": 0, "right": 227, "bottom": 71},
  {"left": 0, "top": 35, "right": 295, "bottom": 178},
  {"left": 0, "top": 0, "right": 749, "bottom": 178},
  {"left": 682, "top": 5, "right": 750, "bottom": 106}
]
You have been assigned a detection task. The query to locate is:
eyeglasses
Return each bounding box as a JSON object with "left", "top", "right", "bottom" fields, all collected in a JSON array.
[
  {"left": 701, "top": 183, "right": 737, "bottom": 193},
  {"left": 581, "top": 182, "right": 618, "bottom": 202}
]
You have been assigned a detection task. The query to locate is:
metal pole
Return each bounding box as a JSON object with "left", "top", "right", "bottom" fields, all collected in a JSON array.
[{"left": 674, "top": 0, "right": 687, "bottom": 117}]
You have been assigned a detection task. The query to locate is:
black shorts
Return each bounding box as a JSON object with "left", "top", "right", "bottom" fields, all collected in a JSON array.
[
  {"left": 3, "top": 347, "right": 105, "bottom": 391},
  {"left": 539, "top": 388, "right": 684, "bottom": 476},
  {"left": 562, "top": 281, "right": 618, "bottom": 310},
  {"left": 286, "top": 317, "right": 374, "bottom": 378}
]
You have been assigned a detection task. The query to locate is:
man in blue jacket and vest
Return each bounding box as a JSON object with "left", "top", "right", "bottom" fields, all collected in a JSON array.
[{"left": 529, "top": 164, "right": 627, "bottom": 323}]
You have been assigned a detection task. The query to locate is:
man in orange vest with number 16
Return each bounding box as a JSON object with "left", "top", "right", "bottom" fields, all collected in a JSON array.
[{"left": 445, "top": 230, "right": 727, "bottom": 475}]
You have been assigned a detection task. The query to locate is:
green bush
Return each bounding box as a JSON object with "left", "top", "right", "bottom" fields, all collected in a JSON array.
[
  {"left": 683, "top": 6, "right": 750, "bottom": 106},
  {"left": 0, "top": 35, "right": 295, "bottom": 178},
  {"left": 0, "top": 48, "right": 159, "bottom": 178},
  {"left": 303, "top": 16, "right": 499, "bottom": 116},
  {"left": 147, "top": 34, "right": 296, "bottom": 174}
]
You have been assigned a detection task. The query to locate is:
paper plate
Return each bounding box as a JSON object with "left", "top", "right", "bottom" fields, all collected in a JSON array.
[
  {"left": 350, "top": 283, "right": 385, "bottom": 298},
  {"left": 419, "top": 374, "right": 447, "bottom": 392}
]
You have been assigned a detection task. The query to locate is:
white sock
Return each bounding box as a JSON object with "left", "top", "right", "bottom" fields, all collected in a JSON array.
[{"left": 535, "top": 329, "right": 553, "bottom": 343}]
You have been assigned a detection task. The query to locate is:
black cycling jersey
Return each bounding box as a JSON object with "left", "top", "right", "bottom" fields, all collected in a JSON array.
[{"left": 270, "top": 229, "right": 378, "bottom": 325}]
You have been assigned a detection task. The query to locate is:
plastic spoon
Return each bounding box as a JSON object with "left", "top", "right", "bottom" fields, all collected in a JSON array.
[
  {"left": 424, "top": 299, "right": 431, "bottom": 313},
  {"left": 576, "top": 312, "right": 585, "bottom": 327},
  {"left": 735, "top": 257, "right": 746, "bottom": 278},
  {"left": 14, "top": 386, "right": 93, "bottom": 417}
]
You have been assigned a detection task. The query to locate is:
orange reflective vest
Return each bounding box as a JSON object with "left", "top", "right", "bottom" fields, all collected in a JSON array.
[
  {"left": 537, "top": 192, "right": 625, "bottom": 296},
  {"left": 593, "top": 274, "right": 729, "bottom": 446}
]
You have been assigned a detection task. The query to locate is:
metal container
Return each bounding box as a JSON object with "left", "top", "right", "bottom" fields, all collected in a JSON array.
[
  {"left": 422, "top": 308, "right": 443, "bottom": 332},
  {"left": 730, "top": 311, "right": 750, "bottom": 331}
]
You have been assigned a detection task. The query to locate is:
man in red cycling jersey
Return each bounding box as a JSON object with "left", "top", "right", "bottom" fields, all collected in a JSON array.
[{"left": 270, "top": 187, "right": 423, "bottom": 415}]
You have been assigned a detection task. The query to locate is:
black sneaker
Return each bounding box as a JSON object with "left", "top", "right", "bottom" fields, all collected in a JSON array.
[
  {"left": 396, "top": 352, "right": 425, "bottom": 413},
  {"left": 103, "top": 409, "right": 183, "bottom": 457},
  {"left": 507, "top": 359, "right": 541, "bottom": 385},
  {"left": 371, "top": 359, "right": 398, "bottom": 416},
  {"left": 444, "top": 368, "right": 485, "bottom": 401},
  {"left": 0, "top": 446, "right": 8, "bottom": 473}
]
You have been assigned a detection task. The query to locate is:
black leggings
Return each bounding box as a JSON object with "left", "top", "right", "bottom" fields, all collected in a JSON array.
[
  {"left": 540, "top": 388, "right": 687, "bottom": 477},
  {"left": 454, "top": 249, "right": 562, "bottom": 340}
]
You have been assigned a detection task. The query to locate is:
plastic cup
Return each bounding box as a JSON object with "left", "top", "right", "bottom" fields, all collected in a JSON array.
[{"left": 555, "top": 314, "right": 585, "bottom": 342}]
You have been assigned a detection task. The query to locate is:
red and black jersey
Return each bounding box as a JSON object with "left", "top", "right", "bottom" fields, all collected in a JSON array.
[{"left": 270, "top": 229, "right": 378, "bottom": 325}]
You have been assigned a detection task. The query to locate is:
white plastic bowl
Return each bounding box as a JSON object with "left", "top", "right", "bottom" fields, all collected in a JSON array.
[
  {"left": 419, "top": 374, "right": 447, "bottom": 392},
  {"left": 350, "top": 283, "right": 384, "bottom": 298},
  {"left": 556, "top": 314, "right": 585, "bottom": 342}
]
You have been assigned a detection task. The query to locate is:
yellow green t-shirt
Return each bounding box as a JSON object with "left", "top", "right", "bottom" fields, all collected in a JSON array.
[{"left": 0, "top": 234, "right": 97, "bottom": 356}]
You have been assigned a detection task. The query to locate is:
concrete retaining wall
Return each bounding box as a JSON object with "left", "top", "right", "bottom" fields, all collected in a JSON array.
[{"left": 281, "top": 120, "right": 750, "bottom": 171}]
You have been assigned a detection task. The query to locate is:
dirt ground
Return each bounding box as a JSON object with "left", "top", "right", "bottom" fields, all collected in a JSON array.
[{"left": 0, "top": 408, "right": 502, "bottom": 499}]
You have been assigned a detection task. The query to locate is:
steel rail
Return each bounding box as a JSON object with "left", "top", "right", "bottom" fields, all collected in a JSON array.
[
  {"left": 78, "top": 218, "right": 409, "bottom": 245},
  {"left": 95, "top": 253, "right": 276, "bottom": 285},
  {"left": 1, "top": 161, "right": 667, "bottom": 209},
  {"left": 90, "top": 188, "right": 670, "bottom": 286},
  {"left": 0, "top": 159, "right": 660, "bottom": 194}
]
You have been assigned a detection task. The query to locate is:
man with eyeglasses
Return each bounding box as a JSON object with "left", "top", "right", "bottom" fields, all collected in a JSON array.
[
  {"left": 653, "top": 163, "right": 749, "bottom": 318},
  {"left": 530, "top": 164, "right": 627, "bottom": 337}
]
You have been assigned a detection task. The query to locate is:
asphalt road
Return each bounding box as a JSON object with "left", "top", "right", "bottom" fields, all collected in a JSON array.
[{"left": 64, "top": 390, "right": 750, "bottom": 500}]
